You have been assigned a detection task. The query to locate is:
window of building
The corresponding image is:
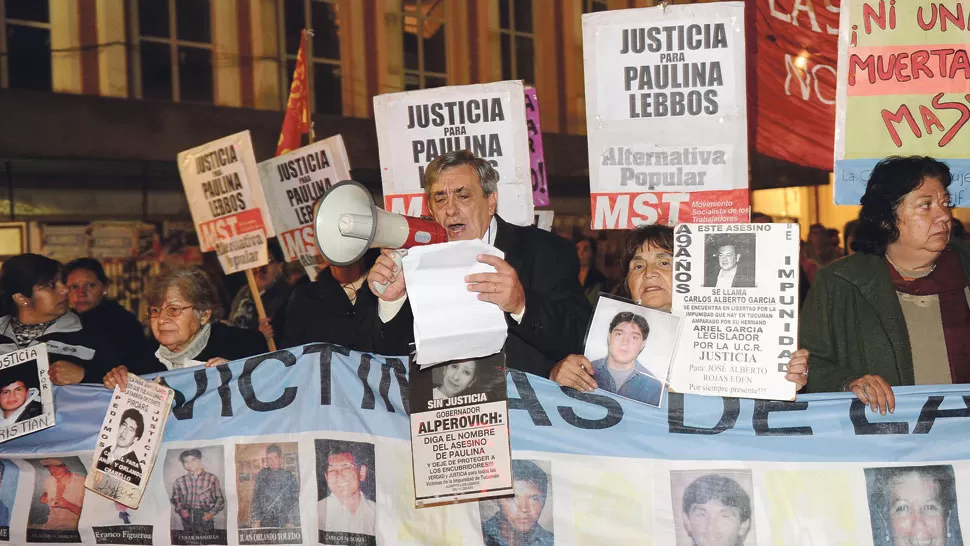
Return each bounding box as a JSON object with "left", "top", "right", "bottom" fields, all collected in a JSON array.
[
  {"left": 402, "top": 0, "right": 446, "bottom": 90},
  {"left": 498, "top": 0, "right": 534, "bottom": 84},
  {"left": 133, "top": 0, "right": 213, "bottom": 103},
  {"left": 1, "top": 0, "right": 53, "bottom": 90},
  {"left": 584, "top": 0, "right": 609, "bottom": 13},
  {"left": 281, "top": 0, "right": 342, "bottom": 115}
]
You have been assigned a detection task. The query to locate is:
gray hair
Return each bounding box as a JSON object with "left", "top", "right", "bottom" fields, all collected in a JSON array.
[
  {"left": 147, "top": 267, "right": 223, "bottom": 322},
  {"left": 424, "top": 150, "right": 499, "bottom": 199}
]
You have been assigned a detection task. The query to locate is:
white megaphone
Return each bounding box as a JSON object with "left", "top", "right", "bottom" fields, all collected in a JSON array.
[{"left": 313, "top": 181, "right": 448, "bottom": 291}]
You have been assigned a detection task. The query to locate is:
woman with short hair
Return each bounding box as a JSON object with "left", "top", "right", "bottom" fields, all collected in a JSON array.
[{"left": 103, "top": 267, "right": 268, "bottom": 391}]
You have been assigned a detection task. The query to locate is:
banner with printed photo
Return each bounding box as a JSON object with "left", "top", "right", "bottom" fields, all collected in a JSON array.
[
  {"left": 3, "top": 346, "right": 970, "bottom": 544},
  {"left": 177, "top": 131, "right": 275, "bottom": 275},
  {"left": 257, "top": 137, "right": 352, "bottom": 279},
  {"left": 373, "top": 81, "right": 534, "bottom": 226},
  {"left": 582, "top": 2, "right": 750, "bottom": 228},
  {"left": 0, "top": 344, "right": 53, "bottom": 444},
  {"left": 835, "top": 0, "right": 970, "bottom": 205}
]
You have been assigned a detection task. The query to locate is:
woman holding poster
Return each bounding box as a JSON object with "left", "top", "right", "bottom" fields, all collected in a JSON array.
[
  {"left": 549, "top": 226, "right": 810, "bottom": 395},
  {"left": 802, "top": 156, "right": 970, "bottom": 415}
]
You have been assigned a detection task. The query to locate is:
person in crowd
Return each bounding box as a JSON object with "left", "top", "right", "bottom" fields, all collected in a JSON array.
[
  {"left": 102, "top": 267, "right": 268, "bottom": 391},
  {"left": 433, "top": 360, "right": 478, "bottom": 399},
  {"left": 317, "top": 448, "right": 376, "bottom": 536},
  {"left": 0, "top": 254, "right": 131, "bottom": 385},
  {"left": 0, "top": 463, "right": 9, "bottom": 527},
  {"left": 551, "top": 225, "right": 810, "bottom": 393},
  {"left": 843, "top": 219, "right": 860, "bottom": 256},
  {"left": 824, "top": 228, "right": 844, "bottom": 262},
  {"left": 481, "top": 460, "right": 554, "bottom": 546},
  {"left": 704, "top": 237, "right": 755, "bottom": 288},
  {"left": 681, "top": 474, "right": 753, "bottom": 546},
  {"left": 63, "top": 258, "right": 155, "bottom": 372},
  {"left": 577, "top": 238, "right": 608, "bottom": 307},
  {"left": 952, "top": 218, "right": 966, "bottom": 241},
  {"left": 95, "top": 408, "right": 144, "bottom": 484},
  {"left": 36, "top": 459, "right": 84, "bottom": 530},
  {"left": 802, "top": 156, "right": 967, "bottom": 415},
  {"left": 228, "top": 240, "right": 292, "bottom": 347},
  {"left": 366, "top": 150, "right": 591, "bottom": 375},
  {"left": 0, "top": 367, "right": 42, "bottom": 425},
  {"left": 251, "top": 444, "right": 300, "bottom": 528},
  {"left": 170, "top": 449, "right": 225, "bottom": 532},
  {"left": 868, "top": 466, "right": 958, "bottom": 546},
  {"left": 282, "top": 250, "right": 385, "bottom": 351},
  {"left": 590, "top": 311, "right": 662, "bottom": 406},
  {"left": 750, "top": 212, "right": 773, "bottom": 223}
]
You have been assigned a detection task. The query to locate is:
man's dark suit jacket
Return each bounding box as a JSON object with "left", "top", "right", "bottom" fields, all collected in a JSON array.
[
  {"left": 704, "top": 264, "right": 756, "bottom": 288},
  {"left": 365, "top": 216, "right": 592, "bottom": 378}
]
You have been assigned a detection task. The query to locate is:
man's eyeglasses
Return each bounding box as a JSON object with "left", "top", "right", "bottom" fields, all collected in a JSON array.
[{"left": 149, "top": 305, "right": 194, "bottom": 319}]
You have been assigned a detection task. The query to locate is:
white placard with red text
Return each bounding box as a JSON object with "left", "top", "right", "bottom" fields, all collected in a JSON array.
[
  {"left": 374, "top": 81, "right": 533, "bottom": 226},
  {"left": 176, "top": 131, "right": 275, "bottom": 275},
  {"left": 258, "top": 136, "right": 352, "bottom": 280},
  {"left": 582, "top": 3, "right": 750, "bottom": 228}
]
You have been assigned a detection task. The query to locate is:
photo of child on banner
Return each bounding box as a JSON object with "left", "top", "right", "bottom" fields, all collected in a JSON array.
[
  {"left": 583, "top": 295, "right": 681, "bottom": 408},
  {"left": 163, "top": 445, "right": 228, "bottom": 545},
  {"left": 27, "top": 456, "right": 87, "bottom": 543}
]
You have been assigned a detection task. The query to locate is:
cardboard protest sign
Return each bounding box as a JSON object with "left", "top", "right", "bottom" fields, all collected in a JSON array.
[
  {"left": 524, "top": 87, "right": 549, "bottom": 207},
  {"left": 0, "top": 345, "right": 53, "bottom": 444},
  {"left": 258, "top": 136, "right": 352, "bottom": 279},
  {"left": 582, "top": 2, "right": 750, "bottom": 228},
  {"left": 835, "top": 0, "right": 970, "bottom": 205},
  {"left": 374, "top": 81, "right": 534, "bottom": 226},
  {"left": 176, "top": 131, "right": 275, "bottom": 275},
  {"left": 669, "top": 223, "right": 800, "bottom": 401}
]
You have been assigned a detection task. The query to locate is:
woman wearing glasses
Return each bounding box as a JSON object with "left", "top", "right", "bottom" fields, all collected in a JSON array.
[{"left": 102, "top": 267, "right": 267, "bottom": 391}]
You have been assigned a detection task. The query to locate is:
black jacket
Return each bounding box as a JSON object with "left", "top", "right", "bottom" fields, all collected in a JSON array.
[
  {"left": 153, "top": 322, "right": 269, "bottom": 367},
  {"left": 371, "top": 216, "right": 592, "bottom": 377},
  {"left": 79, "top": 300, "right": 158, "bottom": 374}
]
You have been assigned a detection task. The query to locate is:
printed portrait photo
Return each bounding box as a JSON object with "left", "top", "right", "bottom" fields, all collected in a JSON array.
[
  {"left": 409, "top": 351, "right": 507, "bottom": 411},
  {"left": 865, "top": 465, "right": 963, "bottom": 546},
  {"left": 162, "top": 445, "right": 228, "bottom": 542},
  {"left": 26, "top": 457, "right": 87, "bottom": 532},
  {"left": 235, "top": 442, "right": 301, "bottom": 530},
  {"left": 0, "top": 459, "right": 18, "bottom": 528},
  {"left": 703, "top": 233, "right": 757, "bottom": 288},
  {"left": 583, "top": 295, "right": 680, "bottom": 408},
  {"left": 479, "top": 460, "right": 554, "bottom": 546},
  {"left": 315, "top": 439, "right": 377, "bottom": 544},
  {"left": 670, "top": 469, "right": 756, "bottom": 546},
  {"left": 95, "top": 407, "right": 146, "bottom": 487},
  {"left": 0, "top": 360, "right": 43, "bottom": 428}
]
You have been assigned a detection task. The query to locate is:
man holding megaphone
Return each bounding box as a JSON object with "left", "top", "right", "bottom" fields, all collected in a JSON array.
[{"left": 365, "top": 150, "right": 591, "bottom": 378}]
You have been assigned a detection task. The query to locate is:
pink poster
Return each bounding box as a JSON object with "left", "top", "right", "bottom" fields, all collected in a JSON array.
[{"left": 524, "top": 87, "right": 549, "bottom": 207}]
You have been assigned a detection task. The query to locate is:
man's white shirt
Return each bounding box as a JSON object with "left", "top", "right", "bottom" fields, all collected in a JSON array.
[
  {"left": 317, "top": 494, "right": 377, "bottom": 535},
  {"left": 715, "top": 267, "right": 737, "bottom": 288}
]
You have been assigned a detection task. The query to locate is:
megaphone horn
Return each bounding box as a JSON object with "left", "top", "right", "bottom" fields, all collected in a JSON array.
[{"left": 312, "top": 180, "right": 448, "bottom": 267}]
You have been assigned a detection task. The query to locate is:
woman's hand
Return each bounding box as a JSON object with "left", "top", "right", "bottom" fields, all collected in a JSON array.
[
  {"left": 784, "top": 349, "right": 809, "bottom": 392},
  {"left": 848, "top": 374, "right": 895, "bottom": 415},
  {"left": 549, "top": 355, "right": 598, "bottom": 392},
  {"left": 49, "top": 361, "right": 85, "bottom": 386},
  {"left": 205, "top": 357, "right": 230, "bottom": 368},
  {"left": 103, "top": 366, "right": 130, "bottom": 392},
  {"left": 258, "top": 318, "right": 274, "bottom": 341}
]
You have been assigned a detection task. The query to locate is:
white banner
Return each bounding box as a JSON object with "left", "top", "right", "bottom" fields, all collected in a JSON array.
[
  {"left": 177, "top": 131, "right": 275, "bottom": 275},
  {"left": 257, "top": 137, "right": 352, "bottom": 279},
  {"left": 374, "top": 81, "right": 534, "bottom": 226},
  {"left": 583, "top": 3, "right": 750, "bottom": 228}
]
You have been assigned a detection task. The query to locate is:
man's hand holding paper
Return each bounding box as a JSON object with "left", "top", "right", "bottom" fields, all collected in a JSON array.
[{"left": 465, "top": 254, "right": 526, "bottom": 315}]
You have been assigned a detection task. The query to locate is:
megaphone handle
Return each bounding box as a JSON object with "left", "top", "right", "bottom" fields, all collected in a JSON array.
[{"left": 373, "top": 249, "right": 407, "bottom": 296}]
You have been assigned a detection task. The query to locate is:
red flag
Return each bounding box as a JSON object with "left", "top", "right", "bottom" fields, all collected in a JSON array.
[{"left": 276, "top": 30, "right": 311, "bottom": 156}]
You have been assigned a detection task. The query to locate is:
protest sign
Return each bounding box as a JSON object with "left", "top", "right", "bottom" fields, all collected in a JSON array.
[
  {"left": 408, "top": 353, "right": 512, "bottom": 507},
  {"left": 373, "top": 81, "right": 534, "bottom": 226},
  {"left": 524, "top": 87, "right": 549, "bottom": 207},
  {"left": 835, "top": 0, "right": 970, "bottom": 205},
  {"left": 670, "top": 223, "right": 800, "bottom": 400},
  {"left": 583, "top": 295, "right": 681, "bottom": 408},
  {"left": 582, "top": 3, "right": 750, "bottom": 228},
  {"left": 257, "top": 136, "right": 352, "bottom": 279},
  {"left": 177, "top": 131, "right": 275, "bottom": 275},
  {"left": 86, "top": 375, "right": 173, "bottom": 509},
  {"left": 0, "top": 344, "right": 53, "bottom": 444},
  {"left": 3, "top": 345, "right": 970, "bottom": 545}
]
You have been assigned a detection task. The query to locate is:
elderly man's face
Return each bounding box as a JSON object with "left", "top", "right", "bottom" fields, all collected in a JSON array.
[
  {"left": 326, "top": 452, "right": 364, "bottom": 502},
  {"left": 684, "top": 499, "right": 750, "bottom": 546},
  {"left": 116, "top": 417, "right": 138, "bottom": 449},
  {"left": 498, "top": 479, "right": 545, "bottom": 534},
  {"left": 888, "top": 473, "right": 947, "bottom": 546},
  {"left": 607, "top": 322, "right": 646, "bottom": 366},
  {"left": 428, "top": 165, "right": 497, "bottom": 241},
  {"left": 0, "top": 381, "right": 27, "bottom": 413},
  {"left": 718, "top": 245, "right": 739, "bottom": 272}
]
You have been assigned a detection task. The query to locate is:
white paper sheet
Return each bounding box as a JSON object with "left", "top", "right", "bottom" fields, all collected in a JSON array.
[{"left": 403, "top": 240, "right": 509, "bottom": 366}]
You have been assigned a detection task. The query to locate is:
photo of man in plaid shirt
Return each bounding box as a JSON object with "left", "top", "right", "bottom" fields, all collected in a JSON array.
[{"left": 170, "top": 449, "right": 226, "bottom": 532}]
